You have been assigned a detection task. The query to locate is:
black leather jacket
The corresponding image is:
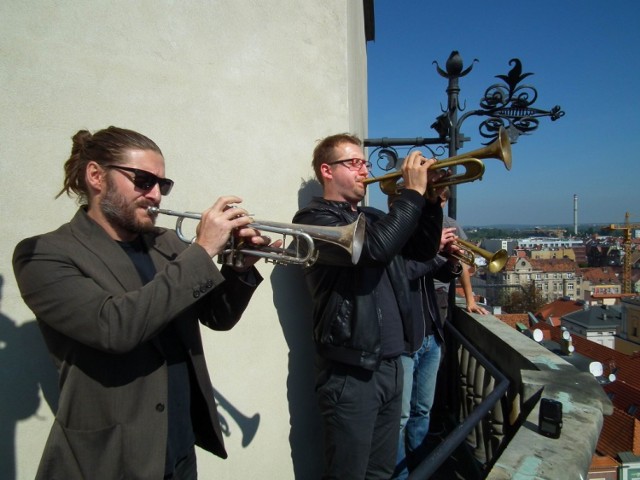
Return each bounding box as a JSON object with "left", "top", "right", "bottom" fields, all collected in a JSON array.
[{"left": 292, "top": 188, "right": 442, "bottom": 371}]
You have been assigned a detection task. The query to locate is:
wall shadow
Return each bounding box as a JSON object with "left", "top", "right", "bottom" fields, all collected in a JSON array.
[
  {"left": 1, "top": 272, "right": 260, "bottom": 480},
  {"left": 270, "top": 178, "right": 324, "bottom": 479},
  {"left": 0, "top": 275, "right": 59, "bottom": 480},
  {"left": 213, "top": 387, "right": 261, "bottom": 449},
  {"left": 271, "top": 265, "right": 323, "bottom": 479}
]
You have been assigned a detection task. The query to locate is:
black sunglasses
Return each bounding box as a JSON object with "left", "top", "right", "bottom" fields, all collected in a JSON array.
[{"left": 106, "top": 165, "right": 174, "bottom": 196}]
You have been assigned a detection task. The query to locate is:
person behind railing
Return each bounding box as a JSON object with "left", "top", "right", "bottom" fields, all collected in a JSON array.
[
  {"left": 434, "top": 187, "right": 489, "bottom": 319},
  {"left": 393, "top": 222, "right": 463, "bottom": 479}
]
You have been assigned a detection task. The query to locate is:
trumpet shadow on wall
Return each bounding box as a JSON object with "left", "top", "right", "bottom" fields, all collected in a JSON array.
[
  {"left": 270, "top": 179, "right": 324, "bottom": 479},
  {"left": 213, "top": 387, "right": 261, "bottom": 448},
  {"left": 0, "top": 274, "right": 59, "bottom": 480}
]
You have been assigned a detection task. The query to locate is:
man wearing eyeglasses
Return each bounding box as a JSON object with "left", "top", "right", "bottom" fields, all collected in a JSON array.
[
  {"left": 13, "top": 126, "right": 272, "bottom": 480},
  {"left": 292, "top": 133, "right": 446, "bottom": 479}
]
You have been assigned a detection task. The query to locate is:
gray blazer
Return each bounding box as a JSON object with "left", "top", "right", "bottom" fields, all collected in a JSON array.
[{"left": 13, "top": 208, "right": 262, "bottom": 480}]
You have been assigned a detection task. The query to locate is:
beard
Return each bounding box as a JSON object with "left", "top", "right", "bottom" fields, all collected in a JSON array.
[{"left": 100, "top": 176, "right": 156, "bottom": 235}]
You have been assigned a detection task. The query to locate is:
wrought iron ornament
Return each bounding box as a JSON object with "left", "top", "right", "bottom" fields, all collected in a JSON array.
[
  {"left": 433, "top": 52, "right": 565, "bottom": 145},
  {"left": 475, "top": 58, "right": 564, "bottom": 143},
  {"left": 364, "top": 50, "right": 564, "bottom": 218}
]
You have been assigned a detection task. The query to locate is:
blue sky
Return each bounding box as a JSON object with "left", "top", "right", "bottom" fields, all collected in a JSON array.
[{"left": 366, "top": 1, "right": 640, "bottom": 228}]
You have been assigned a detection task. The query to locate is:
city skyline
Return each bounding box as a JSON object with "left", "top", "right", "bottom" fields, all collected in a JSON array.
[{"left": 366, "top": 1, "right": 640, "bottom": 227}]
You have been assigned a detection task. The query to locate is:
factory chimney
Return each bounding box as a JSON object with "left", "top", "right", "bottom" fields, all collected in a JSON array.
[{"left": 573, "top": 194, "right": 578, "bottom": 235}]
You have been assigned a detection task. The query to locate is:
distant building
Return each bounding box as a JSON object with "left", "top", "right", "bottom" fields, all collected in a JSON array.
[
  {"left": 580, "top": 267, "right": 622, "bottom": 306},
  {"left": 517, "top": 236, "right": 584, "bottom": 250},
  {"left": 487, "top": 256, "right": 581, "bottom": 303},
  {"left": 561, "top": 304, "right": 622, "bottom": 349},
  {"left": 481, "top": 238, "right": 519, "bottom": 256},
  {"left": 573, "top": 244, "right": 588, "bottom": 265},
  {"left": 586, "top": 235, "right": 623, "bottom": 267},
  {"left": 530, "top": 247, "right": 576, "bottom": 261},
  {"left": 620, "top": 297, "right": 640, "bottom": 346},
  {"left": 634, "top": 273, "right": 640, "bottom": 295}
]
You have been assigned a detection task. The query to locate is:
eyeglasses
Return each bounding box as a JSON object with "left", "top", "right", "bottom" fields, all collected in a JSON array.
[
  {"left": 106, "top": 165, "right": 174, "bottom": 196},
  {"left": 326, "top": 158, "right": 372, "bottom": 171}
]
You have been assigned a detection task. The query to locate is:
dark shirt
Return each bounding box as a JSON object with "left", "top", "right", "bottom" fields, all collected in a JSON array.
[
  {"left": 420, "top": 278, "right": 435, "bottom": 337},
  {"left": 118, "top": 237, "right": 195, "bottom": 474},
  {"left": 377, "top": 268, "right": 405, "bottom": 358}
]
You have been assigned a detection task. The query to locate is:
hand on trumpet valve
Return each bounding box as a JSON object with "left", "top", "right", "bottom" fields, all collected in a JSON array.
[
  {"left": 401, "top": 151, "right": 435, "bottom": 197},
  {"left": 195, "top": 196, "right": 255, "bottom": 258},
  {"left": 439, "top": 227, "right": 462, "bottom": 261},
  {"left": 427, "top": 167, "right": 452, "bottom": 203},
  {"left": 228, "top": 230, "right": 284, "bottom": 270},
  {"left": 439, "top": 227, "right": 457, "bottom": 250},
  {"left": 222, "top": 204, "right": 284, "bottom": 268}
]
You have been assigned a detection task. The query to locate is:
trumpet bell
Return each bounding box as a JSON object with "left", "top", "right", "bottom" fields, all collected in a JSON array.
[
  {"left": 487, "top": 248, "right": 509, "bottom": 274},
  {"left": 246, "top": 214, "right": 366, "bottom": 266},
  {"left": 496, "top": 127, "right": 512, "bottom": 171},
  {"left": 454, "top": 238, "right": 508, "bottom": 273}
]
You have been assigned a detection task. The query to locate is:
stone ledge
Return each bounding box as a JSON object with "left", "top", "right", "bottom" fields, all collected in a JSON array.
[{"left": 453, "top": 310, "right": 612, "bottom": 479}]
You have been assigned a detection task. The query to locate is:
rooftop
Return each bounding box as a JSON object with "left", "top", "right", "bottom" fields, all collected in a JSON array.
[{"left": 562, "top": 304, "right": 623, "bottom": 329}]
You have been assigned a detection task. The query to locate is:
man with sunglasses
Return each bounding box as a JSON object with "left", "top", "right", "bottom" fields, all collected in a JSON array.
[
  {"left": 292, "top": 133, "right": 446, "bottom": 479},
  {"left": 13, "top": 126, "right": 272, "bottom": 480}
]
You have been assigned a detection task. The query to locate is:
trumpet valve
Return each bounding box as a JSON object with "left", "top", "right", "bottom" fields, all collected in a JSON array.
[{"left": 380, "top": 177, "right": 400, "bottom": 196}]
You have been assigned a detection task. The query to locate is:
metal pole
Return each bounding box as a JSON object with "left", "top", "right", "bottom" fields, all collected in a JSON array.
[
  {"left": 434, "top": 51, "right": 475, "bottom": 220},
  {"left": 446, "top": 74, "right": 460, "bottom": 219}
]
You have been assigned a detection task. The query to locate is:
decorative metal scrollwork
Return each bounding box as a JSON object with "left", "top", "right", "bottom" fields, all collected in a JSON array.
[
  {"left": 368, "top": 144, "right": 446, "bottom": 171},
  {"left": 364, "top": 52, "right": 564, "bottom": 163},
  {"left": 473, "top": 59, "right": 565, "bottom": 144}
]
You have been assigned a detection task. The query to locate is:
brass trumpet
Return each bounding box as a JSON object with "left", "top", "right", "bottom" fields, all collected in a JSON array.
[
  {"left": 147, "top": 207, "right": 365, "bottom": 267},
  {"left": 362, "top": 127, "right": 512, "bottom": 196},
  {"left": 451, "top": 238, "right": 508, "bottom": 274}
]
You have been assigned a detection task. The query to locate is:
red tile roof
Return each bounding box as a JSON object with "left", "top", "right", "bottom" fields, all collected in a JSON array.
[
  {"left": 504, "top": 257, "right": 577, "bottom": 273},
  {"left": 597, "top": 408, "right": 640, "bottom": 457},
  {"left": 551, "top": 333, "right": 640, "bottom": 390},
  {"left": 604, "top": 382, "right": 640, "bottom": 420},
  {"left": 535, "top": 298, "right": 585, "bottom": 324},
  {"left": 579, "top": 267, "right": 621, "bottom": 284},
  {"left": 495, "top": 313, "right": 529, "bottom": 329},
  {"left": 589, "top": 453, "right": 619, "bottom": 470}
]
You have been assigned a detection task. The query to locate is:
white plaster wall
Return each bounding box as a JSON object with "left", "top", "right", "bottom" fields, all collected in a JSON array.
[{"left": 0, "top": 1, "right": 368, "bottom": 478}]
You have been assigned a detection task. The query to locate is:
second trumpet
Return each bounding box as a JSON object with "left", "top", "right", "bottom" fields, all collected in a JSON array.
[
  {"left": 363, "top": 127, "right": 512, "bottom": 196},
  {"left": 450, "top": 238, "right": 508, "bottom": 274},
  {"left": 148, "top": 207, "right": 365, "bottom": 268}
]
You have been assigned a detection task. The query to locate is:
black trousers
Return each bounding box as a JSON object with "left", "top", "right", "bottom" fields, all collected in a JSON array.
[{"left": 316, "top": 357, "right": 403, "bottom": 480}]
